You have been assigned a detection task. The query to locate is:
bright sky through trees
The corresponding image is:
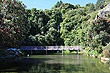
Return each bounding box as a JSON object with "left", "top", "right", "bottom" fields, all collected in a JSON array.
[{"left": 19, "top": 0, "right": 97, "bottom": 10}]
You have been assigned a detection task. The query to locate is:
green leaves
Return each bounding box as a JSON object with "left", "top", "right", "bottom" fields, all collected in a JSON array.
[
  {"left": 88, "top": 3, "right": 95, "bottom": 13},
  {"left": 0, "top": 0, "right": 29, "bottom": 48},
  {"left": 89, "top": 17, "right": 110, "bottom": 47}
]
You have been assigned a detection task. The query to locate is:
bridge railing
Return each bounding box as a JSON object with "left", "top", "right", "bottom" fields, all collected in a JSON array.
[{"left": 20, "top": 46, "right": 82, "bottom": 50}]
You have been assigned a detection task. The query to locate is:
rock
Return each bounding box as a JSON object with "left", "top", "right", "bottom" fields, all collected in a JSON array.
[
  {"left": 101, "top": 57, "right": 110, "bottom": 63},
  {"left": 98, "top": 3, "right": 110, "bottom": 18},
  {"left": 101, "top": 57, "right": 110, "bottom": 60}
]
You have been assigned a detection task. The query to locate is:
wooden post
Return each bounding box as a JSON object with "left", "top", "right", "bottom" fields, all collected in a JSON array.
[{"left": 77, "top": 50, "right": 78, "bottom": 55}]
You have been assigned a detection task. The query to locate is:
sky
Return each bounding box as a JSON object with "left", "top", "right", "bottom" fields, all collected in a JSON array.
[{"left": 19, "top": 0, "right": 97, "bottom": 10}]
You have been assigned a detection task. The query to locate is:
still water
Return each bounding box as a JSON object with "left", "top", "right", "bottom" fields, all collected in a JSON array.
[{"left": 0, "top": 55, "right": 110, "bottom": 73}]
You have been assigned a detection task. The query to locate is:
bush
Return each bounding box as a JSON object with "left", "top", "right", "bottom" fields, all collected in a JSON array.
[
  {"left": 103, "top": 49, "right": 110, "bottom": 58},
  {"left": 93, "top": 50, "right": 98, "bottom": 57},
  {"left": 88, "top": 50, "right": 98, "bottom": 57},
  {"left": 83, "top": 47, "right": 92, "bottom": 55},
  {"left": 88, "top": 50, "right": 94, "bottom": 55},
  {"left": 71, "top": 51, "right": 77, "bottom": 53},
  {"left": 63, "top": 50, "right": 70, "bottom": 54}
]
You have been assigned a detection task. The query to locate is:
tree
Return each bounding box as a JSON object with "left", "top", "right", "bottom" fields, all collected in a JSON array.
[
  {"left": 88, "top": 3, "right": 95, "bottom": 13},
  {"left": 56, "top": 0, "right": 63, "bottom": 7},
  {"left": 0, "top": 0, "right": 29, "bottom": 48},
  {"left": 89, "top": 17, "right": 110, "bottom": 47}
]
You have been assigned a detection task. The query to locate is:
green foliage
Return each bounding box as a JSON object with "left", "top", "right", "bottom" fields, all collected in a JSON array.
[
  {"left": 23, "top": 0, "right": 110, "bottom": 51},
  {"left": 88, "top": 3, "right": 95, "bottom": 13},
  {"left": 83, "top": 47, "right": 92, "bottom": 55},
  {"left": 89, "top": 17, "right": 110, "bottom": 48},
  {"left": 23, "top": 7, "right": 62, "bottom": 46},
  {"left": 86, "top": 3, "right": 91, "bottom": 7},
  {"left": 63, "top": 50, "right": 70, "bottom": 54},
  {"left": 0, "top": 0, "right": 29, "bottom": 48},
  {"left": 96, "top": 0, "right": 110, "bottom": 10},
  {"left": 0, "top": 0, "right": 110, "bottom": 53},
  {"left": 71, "top": 51, "right": 77, "bottom": 53},
  {"left": 90, "top": 11, "right": 98, "bottom": 20},
  {"left": 88, "top": 50, "right": 94, "bottom": 55},
  {"left": 56, "top": 0, "right": 63, "bottom": 8},
  {"left": 61, "top": 8, "right": 66, "bottom": 14},
  {"left": 104, "top": 2, "right": 109, "bottom": 7},
  {"left": 96, "top": 0, "right": 105, "bottom": 10},
  {"left": 93, "top": 50, "right": 98, "bottom": 56},
  {"left": 83, "top": 47, "right": 98, "bottom": 57}
]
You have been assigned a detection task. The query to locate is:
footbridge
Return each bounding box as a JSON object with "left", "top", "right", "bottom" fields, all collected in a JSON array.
[{"left": 20, "top": 46, "right": 82, "bottom": 55}]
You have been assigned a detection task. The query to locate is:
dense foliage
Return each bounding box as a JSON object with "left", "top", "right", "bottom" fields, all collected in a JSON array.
[
  {"left": 0, "top": 0, "right": 110, "bottom": 54},
  {"left": 0, "top": 0, "right": 29, "bottom": 48}
]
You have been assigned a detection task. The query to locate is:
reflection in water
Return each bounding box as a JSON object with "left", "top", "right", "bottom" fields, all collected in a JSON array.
[
  {"left": 29, "top": 63, "right": 85, "bottom": 73},
  {"left": 0, "top": 55, "right": 110, "bottom": 73}
]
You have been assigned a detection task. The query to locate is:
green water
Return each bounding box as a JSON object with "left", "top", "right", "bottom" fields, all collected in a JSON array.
[{"left": 0, "top": 55, "right": 110, "bottom": 73}]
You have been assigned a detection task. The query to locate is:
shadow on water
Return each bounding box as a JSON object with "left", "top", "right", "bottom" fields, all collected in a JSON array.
[
  {"left": 0, "top": 58, "right": 85, "bottom": 72},
  {"left": 0, "top": 57, "right": 53, "bottom": 72}
]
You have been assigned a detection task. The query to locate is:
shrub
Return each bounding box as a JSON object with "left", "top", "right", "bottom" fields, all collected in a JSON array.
[
  {"left": 63, "top": 50, "right": 70, "bottom": 54},
  {"left": 83, "top": 47, "right": 92, "bottom": 55},
  {"left": 88, "top": 50, "right": 98, "bottom": 57},
  {"left": 85, "top": 47, "right": 91, "bottom": 51},
  {"left": 93, "top": 50, "right": 98, "bottom": 57},
  {"left": 71, "top": 51, "right": 77, "bottom": 53},
  {"left": 88, "top": 50, "right": 94, "bottom": 55}
]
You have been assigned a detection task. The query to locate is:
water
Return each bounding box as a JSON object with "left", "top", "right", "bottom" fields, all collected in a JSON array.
[{"left": 0, "top": 55, "right": 110, "bottom": 73}]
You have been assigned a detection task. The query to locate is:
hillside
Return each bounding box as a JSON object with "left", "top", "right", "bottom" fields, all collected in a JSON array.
[{"left": 0, "top": 0, "right": 110, "bottom": 49}]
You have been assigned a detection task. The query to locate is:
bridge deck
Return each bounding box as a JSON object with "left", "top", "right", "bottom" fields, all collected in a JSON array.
[{"left": 20, "top": 46, "right": 81, "bottom": 51}]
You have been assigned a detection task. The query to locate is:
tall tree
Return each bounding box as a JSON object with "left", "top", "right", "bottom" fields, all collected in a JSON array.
[
  {"left": 89, "top": 3, "right": 95, "bottom": 13},
  {"left": 0, "top": 0, "right": 29, "bottom": 48}
]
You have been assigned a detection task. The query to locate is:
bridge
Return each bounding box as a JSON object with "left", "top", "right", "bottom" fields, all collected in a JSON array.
[{"left": 20, "top": 46, "right": 82, "bottom": 55}]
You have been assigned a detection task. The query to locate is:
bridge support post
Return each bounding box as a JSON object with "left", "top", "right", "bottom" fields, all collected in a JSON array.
[
  {"left": 46, "top": 50, "right": 48, "bottom": 55},
  {"left": 46, "top": 46, "right": 48, "bottom": 55},
  {"left": 77, "top": 50, "right": 78, "bottom": 55},
  {"left": 62, "top": 49, "right": 63, "bottom": 56},
  {"left": 31, "top": 50, "right": 33, "bottom": 55}
]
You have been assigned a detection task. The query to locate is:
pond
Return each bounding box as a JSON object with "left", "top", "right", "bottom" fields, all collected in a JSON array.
[{"left": 0, "top": 55, "right": 110, "bottom": 73}]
